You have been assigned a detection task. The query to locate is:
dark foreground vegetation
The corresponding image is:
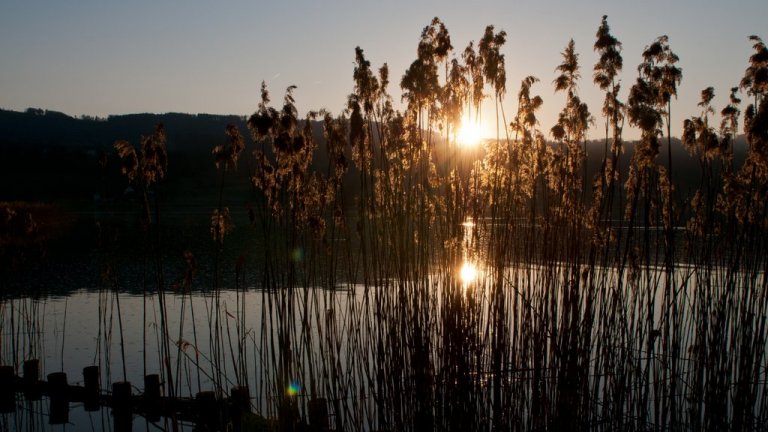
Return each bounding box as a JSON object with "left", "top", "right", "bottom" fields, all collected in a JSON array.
[{"left": 2, "top": 15, "right": 768, "bottom": 432}]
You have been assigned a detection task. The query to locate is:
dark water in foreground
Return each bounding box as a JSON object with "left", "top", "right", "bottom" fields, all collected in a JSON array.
[
  {"left": 2, "top": 210, "right": 767, "bottom": 431},
  {"left": 2, "top": 288, "right": 345, "bottom": 431}
]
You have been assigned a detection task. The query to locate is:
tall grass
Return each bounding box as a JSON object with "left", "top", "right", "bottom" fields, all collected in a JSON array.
[
  {"left": 1, "top": 16, "right": 762, "bottom": 432},
  {"left": 225, "top": 19, "right": 766, "bottom": 431}
]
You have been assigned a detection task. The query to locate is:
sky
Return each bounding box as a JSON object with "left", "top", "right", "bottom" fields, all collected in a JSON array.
[{"left": 1, "top": 0, "right": 766, "bottom": 140}]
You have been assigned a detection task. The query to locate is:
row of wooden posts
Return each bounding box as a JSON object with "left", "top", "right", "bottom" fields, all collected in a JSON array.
[{"left": 0, "top": 359, "right": 334, "bottom": 431}]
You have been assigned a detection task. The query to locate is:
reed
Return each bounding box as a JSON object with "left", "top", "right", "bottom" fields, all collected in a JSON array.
[
  {"left": 163, "top": 20, "right": 768, "bottom": 431},
  {"left": 2, "top": 15, "right": 766, "bottom": 432}
]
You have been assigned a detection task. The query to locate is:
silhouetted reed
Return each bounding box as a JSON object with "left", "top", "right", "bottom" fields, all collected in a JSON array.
[
  {"left": 3, "top": 15, "right": 766, "bottom": 432},
  {"left": 121, "top": 18, "right": 768, "bottom": 432}
]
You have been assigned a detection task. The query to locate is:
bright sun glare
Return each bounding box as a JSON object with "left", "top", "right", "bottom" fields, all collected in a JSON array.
[
  {"left": 460, "top": 261, "right": 479, "bottom": 285},
  {"left": 457, "top": 116, "right": 484, "bottom": 148}
]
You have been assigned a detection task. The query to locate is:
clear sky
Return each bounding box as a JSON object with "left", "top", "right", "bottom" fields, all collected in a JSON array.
[{"left": 1, "top": 0, "right": 766, "bottom": 140}]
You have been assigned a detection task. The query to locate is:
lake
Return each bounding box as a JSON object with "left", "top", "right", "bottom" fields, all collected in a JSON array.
[{"left": 1, "top": 208, "right": 767, "bottom": 431}]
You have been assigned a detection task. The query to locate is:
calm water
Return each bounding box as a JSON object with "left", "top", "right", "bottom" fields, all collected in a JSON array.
[
  {"left": 1, "top": 285, "right": 367, "bottom": 431},
  {"left": 2, "top": 212, "right": 766, "bottom": 431},
  {"left": 3, "top": 266, "right": 760, "bottom": 431}
]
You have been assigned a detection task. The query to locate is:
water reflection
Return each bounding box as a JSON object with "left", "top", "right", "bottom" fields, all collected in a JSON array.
[
  {"left": 460, "top": 217, "right": 481, "bottom": 289},
  {"left": 3, "top": 210, "right": 766, "bottom": 432},
  {"left": 459, "top": 261, "right": 479, "bottom": 286}
]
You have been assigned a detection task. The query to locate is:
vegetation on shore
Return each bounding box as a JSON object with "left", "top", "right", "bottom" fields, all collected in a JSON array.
[{"left": 2, "top": 15, "right": 767, "bottom": 431}]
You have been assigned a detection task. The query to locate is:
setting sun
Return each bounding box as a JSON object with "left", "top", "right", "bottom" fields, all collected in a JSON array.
[{"left": 456, "top": 116, "right": 484, "bottom": 148}]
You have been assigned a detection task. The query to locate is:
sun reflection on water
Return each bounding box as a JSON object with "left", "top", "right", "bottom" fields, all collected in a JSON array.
[
  {"left": 460, "top": 261, "right": 479, "bottom": 285},
  {"left": 459, "top": 217, "right": 480, "bottom": 289}
]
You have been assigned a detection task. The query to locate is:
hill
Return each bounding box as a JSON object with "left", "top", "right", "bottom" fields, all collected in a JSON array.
[{"left": 0, "top": 107, "right": 747, "bottom": 206}]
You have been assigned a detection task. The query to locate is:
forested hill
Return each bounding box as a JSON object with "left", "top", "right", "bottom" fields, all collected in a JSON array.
[
  {"left": 0, "top": 108, "right": 248, "bottom": 152},
  {"left": 0, "top": 108, "right": 321, "bottom": 204},
  {"left": 0, "top": 107, "right": 747, "bottom": 205}
]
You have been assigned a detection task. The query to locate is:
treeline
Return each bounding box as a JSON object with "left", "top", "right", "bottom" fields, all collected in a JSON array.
[
  {"left": 0, "top": 107, "right": 748, "bottom": 206},
  {"left": 0, "top": 109, "right": 246, "bottom": 202},
  {"left": 0, "top": 108, "right": 246, "bottom": 151}
]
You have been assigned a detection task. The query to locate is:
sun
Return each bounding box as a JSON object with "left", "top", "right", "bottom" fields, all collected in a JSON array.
[{"left": 456, "top": 116, "right": 484, "bottom": 148}]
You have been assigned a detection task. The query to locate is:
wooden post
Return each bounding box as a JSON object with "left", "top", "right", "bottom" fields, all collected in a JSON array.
[
  {"left": 82, "top": 366, "right": 100, "bottom": 411},
  {"left": 47, "top": 372, "right": 69, "bottom": 425},
  {"left": 279, "top": 396, "right": 299, "bottom": 432},
  {"left": 195, "top": 391, "right": 220, "bottom": 431},
  {"left": 112, "top": 381, "right": 132, "bottom": 408},
  {"left": 112, "top": 381, "right": 133, "bottom": 432},
  {"left": 143, "top": 374, "right": 161, "bottom": 422},
  {"left": 0, "top": 365, "right": 15, "bottom": 413},
  {"left": 308, "top": 398, "right": 329, "bottom": 431},
  {"left": 230, "top": 385, "right": 250, "bottom": 412},
  {"left": 22, "top": 359, "right": 41, "bottom": 400},
  {"left": 230, "top": 385, "right": 251, "bottom": 431}
]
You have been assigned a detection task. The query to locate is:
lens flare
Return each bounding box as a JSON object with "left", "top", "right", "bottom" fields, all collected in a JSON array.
[
  {"left": 287, "top": 381, "right": 301, "bottom": 396},
  {"left": 291, "top": 247, "right": 304, "bottom": 263}
]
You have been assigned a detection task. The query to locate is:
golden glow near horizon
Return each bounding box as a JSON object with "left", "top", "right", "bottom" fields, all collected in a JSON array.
[{"left": 456, "top": 116, "right": 484, "bottom": 148}]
